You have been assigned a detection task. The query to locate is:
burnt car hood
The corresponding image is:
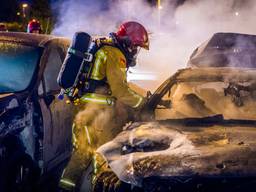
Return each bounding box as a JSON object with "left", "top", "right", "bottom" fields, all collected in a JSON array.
[{"left": 97, "top": 119, "right": 256, "bottom": 186}]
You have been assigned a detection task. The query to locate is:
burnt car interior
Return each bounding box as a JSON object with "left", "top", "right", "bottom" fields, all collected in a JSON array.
[{"left": 154, "top": 68, "right": 256, "bottom": 121}]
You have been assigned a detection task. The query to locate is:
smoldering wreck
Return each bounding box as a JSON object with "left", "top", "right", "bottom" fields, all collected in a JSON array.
[{"left": 91, "top": 33, "right": 256, "bottom": 192}]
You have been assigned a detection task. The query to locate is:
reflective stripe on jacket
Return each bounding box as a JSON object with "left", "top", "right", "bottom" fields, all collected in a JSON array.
[
  {"left": 88, "top": 45, "right": 144, "bottom": 108},
  {"left": 80, "top": 93, "right": 114, "bottom": 106}
]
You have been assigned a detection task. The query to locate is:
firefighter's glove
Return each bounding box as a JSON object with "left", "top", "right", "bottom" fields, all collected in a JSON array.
[{"left": 132, "top": 98, "right": 149, "bottom": 122}]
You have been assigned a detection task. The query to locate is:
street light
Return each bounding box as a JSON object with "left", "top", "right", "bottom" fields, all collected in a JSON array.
[
  {"left": 157, "top": 0, "right": 162, "bottom": 9},
  {"left": 22, "top": 3, "right": 28, "bottom": 18},
  {"left": 157, "top": 0, "right": 162, "bottom": 28}
]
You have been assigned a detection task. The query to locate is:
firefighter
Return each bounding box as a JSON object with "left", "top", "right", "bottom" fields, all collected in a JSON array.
[
  {"left": 59, "top": 21, "right": 149, "bottom": 191},
  {"left": 27, "top": 19, "right": 41, "bottom": 34}
]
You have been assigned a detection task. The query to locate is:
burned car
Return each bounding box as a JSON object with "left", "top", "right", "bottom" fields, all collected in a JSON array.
[
  {"left": 188, "top": 32, "right": 256, "bottom": 68},
  {"left": 91, "top": 33, "right": 256, "bottom": 192},
  {"left": 0, "top": 32, "right": 74, "bottom": 191}
]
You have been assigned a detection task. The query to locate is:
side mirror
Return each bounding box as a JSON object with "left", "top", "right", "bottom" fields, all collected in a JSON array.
[{"left": 44, "top": 94, "right": 55, "bottom": 106}]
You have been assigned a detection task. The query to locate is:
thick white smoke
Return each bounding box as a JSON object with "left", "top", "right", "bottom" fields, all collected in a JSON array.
[{"left": 52, "top": 0, "right": 256, "bottom": 91}]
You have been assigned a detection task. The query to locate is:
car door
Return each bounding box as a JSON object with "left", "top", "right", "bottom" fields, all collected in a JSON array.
[{"left": 39, "top": 41, "right": 74, "bottom": 172}]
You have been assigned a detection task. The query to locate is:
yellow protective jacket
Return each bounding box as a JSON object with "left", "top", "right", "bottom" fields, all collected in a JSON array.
[{"left": 81, "top": 45, "right": 144, "bottom": 109}]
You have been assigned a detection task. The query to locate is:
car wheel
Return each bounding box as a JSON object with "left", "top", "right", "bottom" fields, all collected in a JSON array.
[{"left": 4, "top": 152, "right": 40, "bottom": 192}]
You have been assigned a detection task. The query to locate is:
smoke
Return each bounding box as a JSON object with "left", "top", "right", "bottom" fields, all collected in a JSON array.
[{"left": 52, "top": 0, "right": 256, "bottom": 91}]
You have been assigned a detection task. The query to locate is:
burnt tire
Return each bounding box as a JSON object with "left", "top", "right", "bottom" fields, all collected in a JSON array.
[{"left": 3, "top": 152, "right": 40, "bottom": 192}]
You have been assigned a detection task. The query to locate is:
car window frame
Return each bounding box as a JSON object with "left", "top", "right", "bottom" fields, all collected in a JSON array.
[
  {"left": 39, "top": 40, "right": 68, "bottom": 96},
  {"left": 144, "top": 70, "right": 184, "bottom": 112}
]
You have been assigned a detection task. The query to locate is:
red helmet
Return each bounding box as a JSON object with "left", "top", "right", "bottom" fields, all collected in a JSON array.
[
  {"left": 27, "top": 19, "right": 41, "bottom": 34},
  {"left": 116, "top": 21, "right": 149, "bottom": 50}
]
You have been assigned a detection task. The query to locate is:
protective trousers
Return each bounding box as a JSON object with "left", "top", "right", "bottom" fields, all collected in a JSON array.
[{"left": 60, "top": 102, "right": 130, "bottom": 191}]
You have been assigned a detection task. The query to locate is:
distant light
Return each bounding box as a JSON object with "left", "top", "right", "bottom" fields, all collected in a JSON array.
[
  {"left": 158, "top": 5, "right": 163, "bottom": 10},
  {"left": 235, "top": 12, "right": 239, "bottom": 16},
  {"left": 17, "top": 12, "right": 20, "bottom": 16},
  {"left": 157, "top": 0, "right": 162, "bottom": 10},
  {"left": 233, "top": 48, "right": 240, "bottom": 53},
  {"left": 127, "top": 73, "right": 157, "bottom": 82},
  {"left": 22, "top": 3, "right": 28, "bottom": 8}
]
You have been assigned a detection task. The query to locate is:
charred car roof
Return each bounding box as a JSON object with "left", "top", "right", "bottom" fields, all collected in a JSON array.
[
  {"left": 0, "top": 32, "right": 70, "bottom": 47},
  {"left": 188, "top": 32, "right": 256, "bottom": 68},
  {"left": 174, "top": 67, "right": 256, "bottom": 81}
]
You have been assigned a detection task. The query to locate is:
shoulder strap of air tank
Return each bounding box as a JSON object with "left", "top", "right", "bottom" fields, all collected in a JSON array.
[{"left": 86, "top": 36, "right": 118, "bottom": 79}]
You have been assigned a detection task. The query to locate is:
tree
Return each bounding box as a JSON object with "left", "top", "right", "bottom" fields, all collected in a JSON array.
[
  {"left": 0, "top": 0, "right": 20, "bottom": 22},
  {"left": 30, "top": 0, "right": 53, "bottom": 34}
]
